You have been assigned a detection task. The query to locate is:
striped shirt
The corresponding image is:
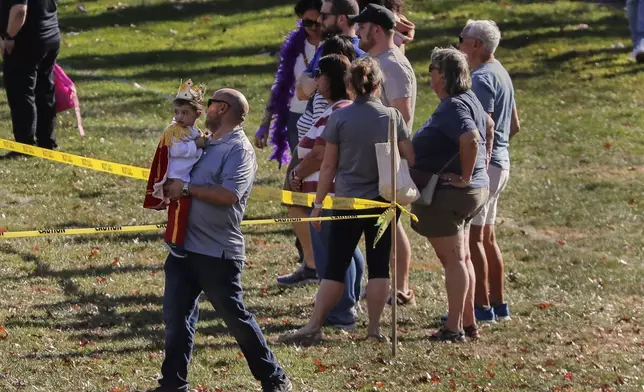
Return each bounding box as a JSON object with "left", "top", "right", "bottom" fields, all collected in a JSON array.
[
  {"left": 297, "top": 99, "right": 352, "bottom": 193},
  {"left": 296, "top": 93, "right": 328, "bottom": 143}
]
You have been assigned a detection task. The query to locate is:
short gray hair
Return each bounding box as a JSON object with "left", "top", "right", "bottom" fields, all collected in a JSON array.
[
  {"left": 430, "top": 47, "right": 471, "bottom": 96},
  {"left": 463, "top": 19, "right": 501, "bottom": 55}
]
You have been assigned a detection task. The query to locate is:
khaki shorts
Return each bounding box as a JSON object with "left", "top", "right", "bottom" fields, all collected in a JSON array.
[
  {"left": 411, "top": 186, "right": 489, "bottom": 238},
  {"left": 472, "top": 165, "right": 509, "bottom": 226}
]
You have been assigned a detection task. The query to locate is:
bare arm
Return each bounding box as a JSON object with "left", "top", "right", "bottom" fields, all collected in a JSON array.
[
  {"left": 486, "top": 113, "right": 495, "bottom": 165},
  {"left": 398, "top": 139, "right": 415, "bottom": 168},
  {"left": 459, "top": 129, "right": 480, "bottom": 184},
  {"left": 188, "top": 184, "right": 238, "bottom": 205},
  {"left": 509, "top": 104, "right": 521, "bottom": 139},
  {"left": 294, "top": 144, "right": 325, "bottom": 179},
  {"left": 7, "top": 4, "right": 27, "bottom": 37},
  {"left": 296, "top": 74, "right": 317, "bottom": 101},
  {"left": 391, "top": 97, "right": 413, "bottom": 126}
]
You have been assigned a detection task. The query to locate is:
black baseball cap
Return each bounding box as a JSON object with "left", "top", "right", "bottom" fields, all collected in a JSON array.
[{"left": 349, "top": 3, "right": 396, "bottom": 30}]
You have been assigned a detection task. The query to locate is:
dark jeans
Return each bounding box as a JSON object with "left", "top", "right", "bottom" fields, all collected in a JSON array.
[
  {"left": 2, "top": 39, "right": 60, "bottom": 149},
  {"left": 160, "top": 252, "right": 285, "bottom": 391}
]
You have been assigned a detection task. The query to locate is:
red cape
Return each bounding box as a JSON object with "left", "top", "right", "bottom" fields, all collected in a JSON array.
[{"left": 143, "top": 140, "right": 169, "bottom": 210}]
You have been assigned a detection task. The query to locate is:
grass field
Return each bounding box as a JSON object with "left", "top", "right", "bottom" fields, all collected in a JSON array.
[{"left": 1, "top": 0, "right": 643, "bottom": 391}]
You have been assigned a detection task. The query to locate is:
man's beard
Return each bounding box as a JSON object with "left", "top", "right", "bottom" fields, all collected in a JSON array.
[
  {"left": 205, "top": 115, "right": 220, "bottom": 130},
  {"left": 322, "top": 24, "right": 342, "bottom": 40}
]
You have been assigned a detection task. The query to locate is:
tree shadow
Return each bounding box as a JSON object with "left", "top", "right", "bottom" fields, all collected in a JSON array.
[{"left": 59, "top": 0, "right": 295, "bottom": 32}]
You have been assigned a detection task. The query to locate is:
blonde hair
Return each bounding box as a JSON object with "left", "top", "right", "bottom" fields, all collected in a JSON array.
[{"left": 348, "top": 57, "right": 384, "bottom": 96}]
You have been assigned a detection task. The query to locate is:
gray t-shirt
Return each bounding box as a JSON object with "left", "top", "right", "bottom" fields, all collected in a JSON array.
[
  {"left": 322, "top": 96, "right": 409, "bottom": 199},
  {"left": 184, "top": 128, "right": 257, "bottom": 260},
  {"left": 471, "top": 60, "right": 516, "bottom": 170},
  {"left": 374, "top": 47, "right": 417, "bottom": 130}
]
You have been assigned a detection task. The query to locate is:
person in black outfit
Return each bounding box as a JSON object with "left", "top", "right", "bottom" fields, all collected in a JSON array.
[{"left": 1, "top": 0, "right": 61, "bottom": 153}]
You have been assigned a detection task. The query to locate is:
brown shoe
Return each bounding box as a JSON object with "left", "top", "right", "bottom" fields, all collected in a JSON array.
[{"left": 387, "top": 289, "right": 417, "bottom": 306}]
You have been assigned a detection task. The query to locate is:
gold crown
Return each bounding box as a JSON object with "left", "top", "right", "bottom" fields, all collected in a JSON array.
[{"left": 175, "top": 79, "right": 206, "bottom": 105}]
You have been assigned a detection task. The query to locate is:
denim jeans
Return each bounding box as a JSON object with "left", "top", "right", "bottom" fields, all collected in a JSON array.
[
  {"left": 627, "top": 0, "right": 644, "bottom": 47},
  {"left": 310, "top": 210, "right": 365, "bottom": 325},
  {"left": 159, "top": 252, "right": 285, "bottom": 391}
]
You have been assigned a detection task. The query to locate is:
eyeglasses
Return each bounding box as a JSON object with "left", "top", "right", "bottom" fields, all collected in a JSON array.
[
  {"left": 301, "top": 18, "right": 320, "bottom": 28},
  {"left": 207, "top": 98, "right": 230, "bottom": 107},
  {"left": 429, "top": 64, "right": 440, "bottom": 73}
]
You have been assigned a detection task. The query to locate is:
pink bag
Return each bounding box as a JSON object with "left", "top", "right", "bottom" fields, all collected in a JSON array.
[{"left": 54, "top": 64, "right": 85, "bottom": 136}]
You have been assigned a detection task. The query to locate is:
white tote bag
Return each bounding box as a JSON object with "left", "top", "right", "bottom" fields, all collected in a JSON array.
[{"left": 375, "top": 108, "right": 419, "bottom": 205}]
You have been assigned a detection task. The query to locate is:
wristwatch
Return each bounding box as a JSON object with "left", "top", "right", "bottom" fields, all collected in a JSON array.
[
  {"left": 312, "top": 202, "right": 323, "bottom": 209},
  {"left": 180, "top": 182, "right": 190, "bottom": 197}
]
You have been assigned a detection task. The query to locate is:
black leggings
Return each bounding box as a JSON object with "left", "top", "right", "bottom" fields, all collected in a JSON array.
[{"left": 324, "top": 207, "right": 399, "bottom": 282}]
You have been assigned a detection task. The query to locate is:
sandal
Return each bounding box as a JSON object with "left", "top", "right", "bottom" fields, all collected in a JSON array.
[
  {"left": 278, "top": 329, "right": 323, "bottom": 346},
  {"left": 464, "top": 324, "right": 480, "bottom": 340},
  {"left": 428, "top": 327, "right": 465, "bottom": 343},
  {"left": 387, "top": 289, "right": 417, "bottom": 307}
]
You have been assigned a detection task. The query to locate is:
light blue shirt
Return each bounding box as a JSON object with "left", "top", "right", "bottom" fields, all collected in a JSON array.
[
  {"left": 471, "top": 60, "right": 516, "bottom": 170},
  {"left": 184, "top": 128, "right": 256, "bottom": 260}
]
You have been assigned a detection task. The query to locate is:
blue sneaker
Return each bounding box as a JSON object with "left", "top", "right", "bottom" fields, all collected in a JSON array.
[
  {"left": 493, "top": 303, "right": 511, "bottom": 321},
  {"left": 164, "top": 242, "right": 186, "bottom": 258},
  {"left": 475, "top": 305, "right": 496, "bottom": 324}
]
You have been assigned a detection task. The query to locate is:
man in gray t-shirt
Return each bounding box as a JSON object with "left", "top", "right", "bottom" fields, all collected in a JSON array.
[
  {"left": 460, "top": 19, "right": 521, "bottom": 323},
  {"left": 155, "top": 89, "right": 292, "bottom": 392},
  {"left": 351, "top": 3, "right": 418, "bottom": 305}
]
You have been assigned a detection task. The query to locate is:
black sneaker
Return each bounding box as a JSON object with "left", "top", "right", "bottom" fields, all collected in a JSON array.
[
  {"left": 276, "top": 265, "right": 318, "bottom": 287},
  {"left": 262, "top": 375, "right": 293, "bottom": 392}
]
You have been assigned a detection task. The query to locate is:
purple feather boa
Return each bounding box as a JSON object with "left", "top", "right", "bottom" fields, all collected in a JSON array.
[{"left": 256, "top": 23, "right": 308, "bottom": 167}]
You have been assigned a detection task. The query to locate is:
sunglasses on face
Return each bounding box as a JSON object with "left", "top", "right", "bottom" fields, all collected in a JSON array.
[
  {"left": 207, "top": 98, "right": 230, "bottom": 108},
  {"left": 301, "top": 18, "right": 320, "bottom": 28}
]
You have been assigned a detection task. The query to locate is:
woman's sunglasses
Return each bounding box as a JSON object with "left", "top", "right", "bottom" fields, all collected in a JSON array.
[
  {"left": 301, "top": 19, "right": 320, "bottom": 28},
  {"left": 312, "top": 68, "right": 322, "bottom": 78}
]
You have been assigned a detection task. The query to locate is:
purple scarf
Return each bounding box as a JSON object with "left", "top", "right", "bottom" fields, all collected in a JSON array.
[{"left": 255, "top": 23, "right": 308, "bottom": 167}]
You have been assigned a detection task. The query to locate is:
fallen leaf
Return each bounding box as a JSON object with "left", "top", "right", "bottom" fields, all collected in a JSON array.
[
  {"left": 313, "top": 358, "right": 327, "bottom": 373},
  {"left": 564, "top": 372, "right": 574, "bottom": 381},
  {"left": 545, "top": 360, "right": 555, "bottom": 367},
  {"left": 79, "top": 339, "right": 95, "bottom": 347},
  {"left": 283, "top": 319, "right": 290, "bottom": 325},
  {"left": 260, "top": 288, "right": 268, "bottom": 296},
  {"left": 109, "top": 387, "right": 123, "bottom": 392},
  {"left": 629, "top": 199, "right": 637, "bottom": 205},
  {"left": 201, "top": 16, "right": 211, "bottom": 22},
  {"left": 89, "top": 247, "right": 100, "bottom": 257},
  {"left": 0, "top": 227, "right": 7, "bottom": 233},
  {"left": 538, "top": 302, "right": 551, "bottom": 310},
  {"left": 603, "top": 142, "right": 612, "bottom": 149},
  {"left": 72, "top": 304, "right": 81, "bottom": 312},
  {"left": 193, "top": 385, "right": 209, "bottom": 392},
  {"left": 557, "top": 239, "right": 567, "bottom": 246},
  {"left": 112, "top": 257, "right": 121, "bottom": 266},
  {"left": 33, "top": 246, "right": 40, "bottom": 253},
  {"left": 90, "top": 353, "right": 101, "bottom": 360},
  {"left": 375, "top": 381, "right": 385, "bottom": 388},
  {"left": 0, "top": 325, "right": 8, "bottom": 340},
  {"left": 95, "top": 277, "right": 108, "bottom": 283},
  {"left": 432, "top": 374, "right": 441, "bottom": 384}
]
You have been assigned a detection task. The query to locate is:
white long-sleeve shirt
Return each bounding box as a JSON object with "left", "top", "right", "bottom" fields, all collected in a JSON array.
[{"left": 167, "top": 125, "right": 202, "bottom": 182}]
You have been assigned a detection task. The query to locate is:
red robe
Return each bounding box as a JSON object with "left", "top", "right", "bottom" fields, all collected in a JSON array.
[{"left": 143, "top": 138, "right": 170, "bottom": 210}]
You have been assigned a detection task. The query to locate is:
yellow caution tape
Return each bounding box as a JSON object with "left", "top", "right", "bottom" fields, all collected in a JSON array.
[
  {"left": 1, "top": 138, "right": 150, "bottom": 180},
  {"left": 1, "top": 139, "right": 416, "bottom": 213},
  {"left": 0, "top": 214, "right": 383, "bottom": 239}
]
